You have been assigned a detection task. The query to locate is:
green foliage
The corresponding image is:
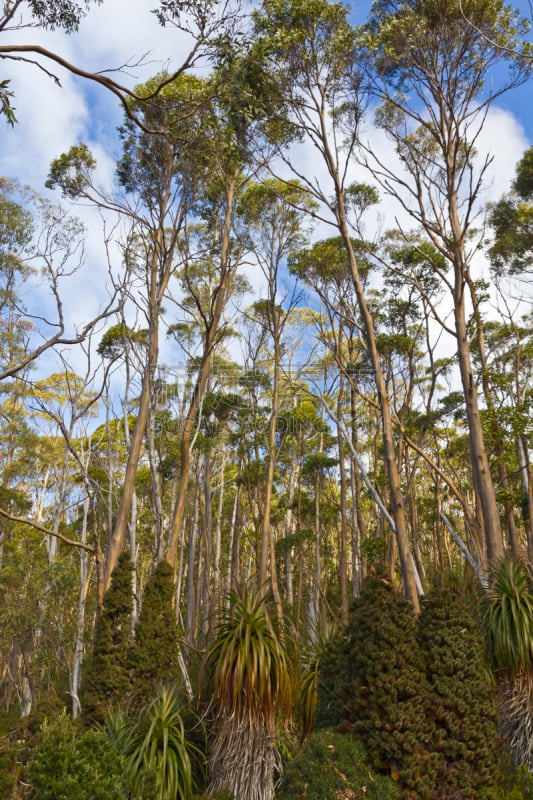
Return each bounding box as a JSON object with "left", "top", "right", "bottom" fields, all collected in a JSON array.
[
  {"left": 0, "top": 81, "right": 16, "bottom": 126},
  {"left": 80, "top": 552, "right": 134, "bottom": 724},
  {"left": 46, "top": 143, "right": 97, "bottom": 199},
  {"left": 27, "top": 0, "right": 101, "bottom": 32},
  {"left": 26, "top": 712, "right": 129, "bottom": 800},
  {"left": 116, "top": 72, "right": 211, "bottom": 200},
  {"left": 292, "top": 614, "right": 340, "bottom": 739},
  {"left": 0, "top": 178, "right": 34, "bottom": 269},
  {"left": 314, "top": 624, "right": 350, "bottom": 731},
  {"left": 132, "top": 561, "right": 183, "bottom": 706},
  {"left": 0, "top": 536, "right": 80, "bottom": 717},
  {"left": 360, "top": 534, "right": 388, "bottom": 568},
  {"left": 489, "top": 147, "right": 533, "bottom": 275},
  {"left": 278, "top": 728, "right": 398, "bottom": 799},
  {"left": 418, "top": 588, "right": 500, "bottom": 797},
  {"left": 514, "top": 148, "right": 533, "bottom": 200},
  {"left": 204, "top": 585, "right": 292, "bottom": 800},
  {"left": 490, "top": 751, "right": 533, "bottom": 799},
  {"left": 237, "top": 178, "right": 317, "bottom": 258},
  {"left": 484, "top": 558, "right": 533, "bottom": 677},
  {"left": 341, "top": 578, "right": 436, "bottom": 799},
  {"left": 484, "top": 559, "right": 533, "bottom": 769},
  {"left": 205, "top": 585, "right": 292, "bottom": 734},
  {"left": 289, "top": 236, "right": 359, "bottom": 284},
  {"left": 97, "top": 323, "right": 148, "bottom": 359},
  {"left": 364, "top": 0, "right": 531, "bottom": 90},
  {"left": 0, "top": 708, "right": 27, "bottom": 798},
  {"left": 122, "top": 686, "right": 202, "bottom": 800},
  {"left": 254, "top": 0, "right": 358, "bottom": 100}
]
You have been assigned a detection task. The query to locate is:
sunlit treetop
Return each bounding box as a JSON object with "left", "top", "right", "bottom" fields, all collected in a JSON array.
[{"left": 362, "top": 0, "right": 533, "bottom": 95}]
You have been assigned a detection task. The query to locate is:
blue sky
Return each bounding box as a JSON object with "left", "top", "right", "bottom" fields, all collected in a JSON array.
[
  {"left": 1, "top": 0, "right": 531, "bottom": 188},
  {"left": 0, "top": 0, "right": 531, "bottom": 382}
]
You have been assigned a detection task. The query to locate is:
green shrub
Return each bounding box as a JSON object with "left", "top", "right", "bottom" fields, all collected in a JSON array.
[
  {"left": 484, "top": 746, "right": 533, "bottom": 799},
  {"left": 0, "top": 707, "right": 27, "bottom": 799},
  {"left": 342, "top": 578, "right": 436, "bottom": 799},
  {"left": 418, "top": 588, "right": 500, "bottom": 798},
  {"left": 80, "top": 552, "right": 134, "bottom": 724},
  {"left": 278, "top": 728, "right": 398, "bottom": 799},
  {"left": 314, "top": 627, "right": 348, "bottom": 731},
  {"left": 124, "top": 685, "right": 203, "bottom": 800},
  {"left": 132, "top": 560, "right": 183, "bottom": 706},
  {"left": 26, "top": 712, "right": 130, "bottom": 800}
]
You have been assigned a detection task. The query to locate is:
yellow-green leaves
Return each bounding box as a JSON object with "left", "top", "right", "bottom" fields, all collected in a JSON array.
[
  {"left": 46, "top": 143, "right": 96, "bottom": 200},
  {"left": 365, "top": 0, "right": 532, "bottom": 90}
]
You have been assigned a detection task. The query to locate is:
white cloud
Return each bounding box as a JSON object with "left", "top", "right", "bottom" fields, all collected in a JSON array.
[
  {"left": 474, "top": 105, "right": 529, "bottom": 202},
  {"left": 0, "top": 0, "right": 531, "bottom": 395}
]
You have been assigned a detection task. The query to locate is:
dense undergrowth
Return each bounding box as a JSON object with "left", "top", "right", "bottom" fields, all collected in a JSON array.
[{"left": 3, "top": 565, "right": 533, "bottom": 799}]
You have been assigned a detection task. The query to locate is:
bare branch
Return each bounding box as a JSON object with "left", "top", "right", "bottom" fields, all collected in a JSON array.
[{"left": 0, "top": 507, "right": 96, "bottom": 553}]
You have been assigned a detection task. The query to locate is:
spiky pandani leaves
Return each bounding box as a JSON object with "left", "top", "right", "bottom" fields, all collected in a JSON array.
[
  {"left": 293, "top": 613, "right": 341, "bottom": 740},
  {"left": 205, "top": 584, "right": 292, "bottom": 734},
  {"left": 484, "top": 558, "right": 533, "bottom": 771},
  {"left": 107, "top": 685, "right": 203, "bottom": 800},
  {"left": 204, "top": 584, "right": 293, "bottom": 800},
  {"left": 484, "top": 557, "right": 533, "bottom": 678}
]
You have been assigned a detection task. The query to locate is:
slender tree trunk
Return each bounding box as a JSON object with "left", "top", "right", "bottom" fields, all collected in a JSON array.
[
  {"left": 258, "top": 333, "right": 283, "bottom": 624},
  {"left": 337, "top": 383, "right": 349, "bottom": 625},
  {"left": 468, "top": 278, "right": 520, "bottom": 557},
  {"left": 105, "top": 217, "right": 172, "bottom": 588},
  {"left": 453, "top": 299, "right": 504, "bottom": 564},
  {"left": 440, "top": 113, "right": 504, "bottom": 567},
  {"left": 518, "top": 439, "right": 533, "bottom": 564},
  {"left": 165, "top": 177, "right": 240, "bottom": 571},
  {"left": 47, "top": 445, "right": 71, "bottom": 563},
  {"left": 334, "top": 196, "right": 420, "bottom": 611},
  {"left": 213, "top": 447, "right": 227, "bottom": 597},
  {"left": 350, "top": 389, "right": 365, "bottom": 595},
  {"left": 284, "top": 465, "right": 297, "bottom": 606},
  {"left": 203, "top": 449, "right": 213, "bottom": 602},
  {"left": 105, "top": 368, "right": 150, "bottom": 587},
  {"left": 71, "top": 492, "right": 90, "bottom": 719},
  {"left": 147, "top": 397, "right": 165, "bottom": 562},
  {"left": 185, "top": 492, "right": 200, "bottom": 642},
  {"left": 226, "top": 485, "right": 240, "bottom": 594}
]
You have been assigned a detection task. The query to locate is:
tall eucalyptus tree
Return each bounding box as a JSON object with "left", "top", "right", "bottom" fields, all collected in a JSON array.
[
  {"left": 253, "top": 0, "right": 421, "bottom": 608},
  {"left": 48, "top": 73, "right": 216, "bottom": 588},
  {"left": 237, "top": 179, "right": 315, "bottom": 614},
  {"left": 360, "top": 0, "right": 532, "bottom": 566}
]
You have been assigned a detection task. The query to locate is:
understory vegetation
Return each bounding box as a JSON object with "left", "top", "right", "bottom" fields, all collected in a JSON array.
[
  {"left": 2, "top": 565, "right": 533, "bottom": 798},
  {"left": 1, "top": 0, "right": 533, "bottom": 797}
]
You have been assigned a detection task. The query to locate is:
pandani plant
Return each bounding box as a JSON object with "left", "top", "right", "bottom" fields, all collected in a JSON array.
[
  {"left": 484, "top": 556, "right": 533, "bottom": 769},
  {"left": 107, "top": 685, "right": 202, "bottom": 800},
  {"left": 293, "top": 612, "right": 340, "bottom": 740},
  {"left": 203, "top": 584, "right": 293, "bottom": 800}
]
